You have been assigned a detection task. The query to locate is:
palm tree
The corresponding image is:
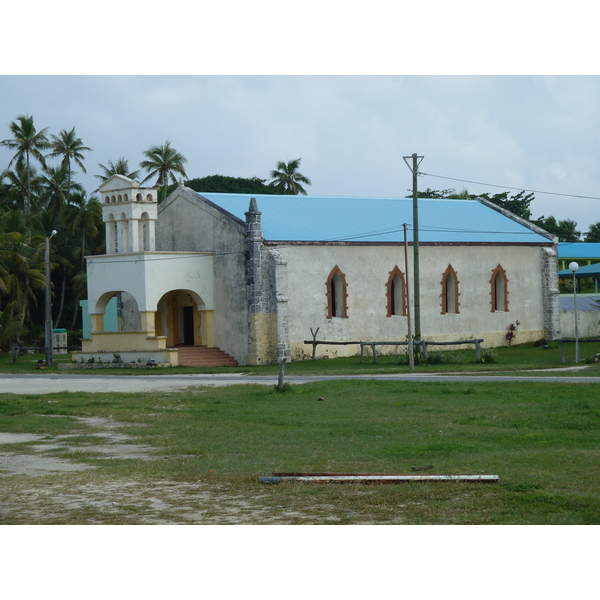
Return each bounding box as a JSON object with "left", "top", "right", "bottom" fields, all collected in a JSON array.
[
  {"left": 584, "top": 222, "right": 600, "bottom": 242},
  {"left": 447, "top": 188, "right": 471, "bottom": 199},
  {"left": 95, "top": 157, "right": 140, "bottom": 184},
  {"left": 0, "top": 230, "right": 21, "bottom": 297},
  {"left": 140, "top": 141, "right": 188, "bottom": 201},
  {"left": 0, "top": 115, "right": 50, "bottom": 217},
  {"left": 269, "top": 158, "right": 311, "bottom": 195},
  {"left": 557, "top": 219, "right": 580, "bottom": 242},
  {"left": 67, "top": 191, "right": 102, "bottom": 272},
  {"left": 39, "top": 165, "right": 82, "bottom": 216},
  {"left": 0, "top": 229, "right": 45, "bottom": 330},
  {"left": 1, "top": 164, "right": 43, "bottom": 212},
  {"left": 46, "top": 127, "right": 92, "bottom": 197}
]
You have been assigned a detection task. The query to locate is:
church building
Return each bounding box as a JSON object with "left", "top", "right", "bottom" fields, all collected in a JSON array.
[{"left": 74, "top": 175, "right": 560, "bottom": 366}]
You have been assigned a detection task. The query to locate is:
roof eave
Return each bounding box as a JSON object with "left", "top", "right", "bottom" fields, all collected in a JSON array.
[{"left": 475, "top": 197, "right": 558, "bottom": 243}]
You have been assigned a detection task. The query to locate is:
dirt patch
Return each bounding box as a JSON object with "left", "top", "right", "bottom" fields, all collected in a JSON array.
[
  {"left": 0, "top": 416, "right": 322, "bottom": 524},
  {"left": 0, "top": 478, "right": 313, "bottom": 524},
  {"left": 0, "top": 452, "right": 94, "bottom": 476},
  {"left": 0, "top": 416, "right": 155, "bottom": 477}
]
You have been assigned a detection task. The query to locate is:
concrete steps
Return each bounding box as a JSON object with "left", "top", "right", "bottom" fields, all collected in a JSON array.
[{"left": 175, "top": 345, "right": 238, "bottom": 367}]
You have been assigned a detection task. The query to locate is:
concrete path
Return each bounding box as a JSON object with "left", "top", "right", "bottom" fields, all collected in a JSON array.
[{"left": 1, "top": 371, "right": 599, "bottom": 394}]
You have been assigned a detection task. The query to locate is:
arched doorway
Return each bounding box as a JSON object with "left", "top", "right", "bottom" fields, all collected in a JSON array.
[{"left": 156, "top": 289, "right": 212, "bottom": 347}]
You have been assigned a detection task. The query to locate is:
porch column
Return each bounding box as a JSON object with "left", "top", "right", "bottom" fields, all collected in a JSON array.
[
  {"left": 90, "top": 313, "right": 104, "bottom": 333},
  {"left": 200, "top": 310, "right": 215, "bottom": 347},
  {"left": 139, "top": 311, "right": 156, "bottom": 335}
]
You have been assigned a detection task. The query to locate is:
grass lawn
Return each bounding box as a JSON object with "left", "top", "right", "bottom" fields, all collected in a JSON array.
[
  {"left": 1, "top": 378, "right": 598, "bottom": 524},
  {"left": 3, "top": 339, "right": 600, "bottom": 376}
]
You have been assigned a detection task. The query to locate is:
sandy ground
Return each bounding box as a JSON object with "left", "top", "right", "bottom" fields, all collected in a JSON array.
[{"left": 0, "top": 415, "right": 319, "bottom": 524}]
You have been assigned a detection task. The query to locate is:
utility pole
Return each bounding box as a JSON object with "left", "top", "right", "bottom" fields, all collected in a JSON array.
[
  {"left": 45, "top": 230, "right": 57, "bottom": 366},
  {"left": 403, "top": 153, "right": 423, "bottom": 339},
  {"left": 403, "top": 223, "right": 414, "bottom": 370}
]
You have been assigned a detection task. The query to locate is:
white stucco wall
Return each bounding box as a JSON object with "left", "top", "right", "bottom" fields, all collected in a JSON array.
[
  {"left": 156, "top": 187, "right": 249, "bottom": 362},
  {"left": 560, "top": 307, "right": 600, "bottom": 338},
  {"left": 277, "top": 243, "right": 550, "bottom": 358},
  {"left": 86, "top": 252, "right": 214, "bottom": 313}
]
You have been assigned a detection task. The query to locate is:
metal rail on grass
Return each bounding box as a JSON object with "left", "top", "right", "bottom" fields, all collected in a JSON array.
[{"left": 259, "top": 472, "right": 499, "bottom": 484}]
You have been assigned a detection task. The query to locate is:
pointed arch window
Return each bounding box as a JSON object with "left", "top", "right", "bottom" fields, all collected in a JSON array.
[
  {"left": 441, "top": 265, "right": 460, "bottom": 314},
  {"left": 386, "top": 266, "right": 407, "bottom": 317},
  {"left": 326, "top": 266, "right": 348, "bottom": 319},
  {"left": 490, "top": 265, "right": 509, "bottom": 312}
]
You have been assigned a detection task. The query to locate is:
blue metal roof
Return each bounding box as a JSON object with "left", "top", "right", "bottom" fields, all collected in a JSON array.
[
  {"left": 558, "top": 262, "right": 600, "bottom": 278},
  {"left": 558, "top": 242, "right": 600, "bottom": 259},
  {"left": 560, "top": 296, "right": 600, "bottom": 311},
  {"left": 196, "top": 192, "right": 552, "bottom": 244}
]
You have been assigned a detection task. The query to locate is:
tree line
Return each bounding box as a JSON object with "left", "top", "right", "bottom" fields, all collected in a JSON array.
[{"left": 0, "top": 114, "right": 312, "bottom": 349}]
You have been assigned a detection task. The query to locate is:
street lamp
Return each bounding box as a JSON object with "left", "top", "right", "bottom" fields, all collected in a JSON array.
[
  {"left": 568, "top": 261, "right": 579, "bottom": 364},
  {"left": 45, "top": 230, "right": 57, "bottom": 367}
]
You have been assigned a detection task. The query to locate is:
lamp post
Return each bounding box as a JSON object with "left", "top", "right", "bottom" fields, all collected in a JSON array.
[
  {"left": 568, "top": 261, "right": 579, "bottom": 363},
  {"left": 45, "top": 230, "right": 57, "bottom": 366}
]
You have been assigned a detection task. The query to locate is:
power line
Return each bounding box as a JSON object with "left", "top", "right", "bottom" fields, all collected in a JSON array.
[{"left": 420, "top": 171, "right": 600, "bottom": 201}]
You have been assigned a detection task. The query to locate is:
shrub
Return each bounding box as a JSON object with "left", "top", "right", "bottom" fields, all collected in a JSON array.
[
  {"left": 478, "top": 348, "right": 498, "bottom": 364},
  {"left": 506, "top": 321, "right": 521, "bottom": 346}
]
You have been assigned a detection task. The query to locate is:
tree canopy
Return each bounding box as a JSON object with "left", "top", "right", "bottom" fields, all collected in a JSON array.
[
  {"left": 185, "top": 174, "right": 277, "bottom": 195},
  {"left": 531, "top": 216, "right": 581, "bottom": 242},
  {"left": 95, "top": 157, "right": 140, "bottom": 184},
  {"left": 1, "top": 115, "right": 50, "bottom": 217},
  {"left": 584, "top": 222, "right": 600, "bottom": 242},
  {"left": 0, "top": 116, "right": 101, "bottom": 347},
  {"left": 140, "top": 140, "right": 188, "bottom": 202},
  {"left": 269, "top": 158, "right": 311, "bottom": 195}
]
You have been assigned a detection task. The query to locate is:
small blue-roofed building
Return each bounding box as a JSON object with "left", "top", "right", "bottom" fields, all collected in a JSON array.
[
  {"left": 557, "top": 242, "right": 600, "bottom": 270},
  {"left": 77, "top": 178, "right": 561, "bottom": 366}
]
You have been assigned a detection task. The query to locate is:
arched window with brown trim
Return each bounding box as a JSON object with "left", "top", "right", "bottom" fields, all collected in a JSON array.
[
  {"left": 441, "top": 265, "right": 460, "bottom": 314},
  {"left": 490, "top": 265, "right": 509, "bottom": 312},
  {"left": 326, "top": 266, "right": 348, "bottom": 318},
  {"left": 386, "top": 266, "right": 407, "bottom": 317}
]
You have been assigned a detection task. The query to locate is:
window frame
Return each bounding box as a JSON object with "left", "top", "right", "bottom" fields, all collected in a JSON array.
[
  {"left": 326, "top": 266, "right": 349, "bottom": 319},
  {"left": 440, "top": 264, "right": 460, "bottom": 315},
  {"left": 386, "top": 266, "right": 407, "bottom": 317},
  {"left": 490, "top": 265, "right": 509, "bottom": 312}
]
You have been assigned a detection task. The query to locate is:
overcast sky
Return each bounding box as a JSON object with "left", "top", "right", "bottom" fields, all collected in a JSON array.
[{"left": 1, "top": 75, "right": 599, "bottom": 232}]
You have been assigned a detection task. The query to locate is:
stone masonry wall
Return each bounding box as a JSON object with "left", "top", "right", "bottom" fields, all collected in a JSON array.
[
  {"left": 541, "top": 246, "right": 561, "bottom": 339},
  {"left": 244, "top": 198, "right": 289, "bottom": 364}
]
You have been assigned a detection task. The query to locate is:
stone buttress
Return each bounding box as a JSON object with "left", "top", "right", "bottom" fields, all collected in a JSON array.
[
  {"left": 244, "top": 198, "right": 290, "bottom": 364},
  {"left": 541, "top": 244, "right": 561, "bottom": 339}
]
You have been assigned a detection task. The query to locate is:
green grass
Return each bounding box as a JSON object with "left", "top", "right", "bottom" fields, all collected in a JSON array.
[
  {"left": 1, "top": 379, "right": 599, "bottom": 524},
  {"left": 3, "top": 339, "right": 600, "bottom": 376}
]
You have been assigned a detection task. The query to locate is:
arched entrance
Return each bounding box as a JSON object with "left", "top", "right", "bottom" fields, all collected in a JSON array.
[
  {"left": 90, "top": 290, "right": 143, "bottom": 333},
  {"left": 156, "top": 289, "right": 213, "bottom": 348}
]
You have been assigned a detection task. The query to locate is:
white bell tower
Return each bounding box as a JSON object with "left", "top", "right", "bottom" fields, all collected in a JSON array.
[{"left": 98, "top": 175, "right": 158, "bottom": 254}]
